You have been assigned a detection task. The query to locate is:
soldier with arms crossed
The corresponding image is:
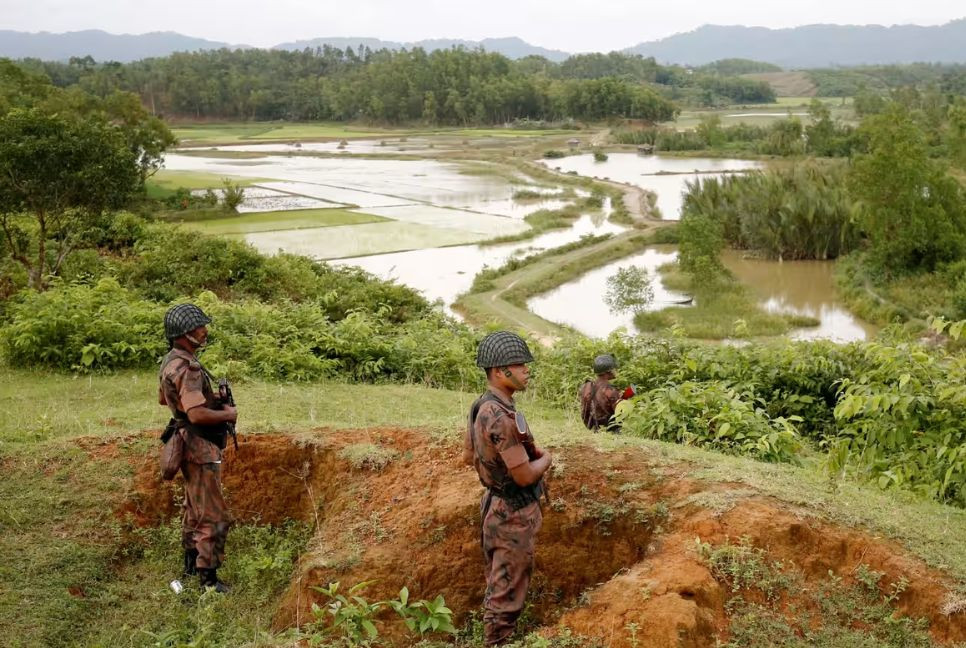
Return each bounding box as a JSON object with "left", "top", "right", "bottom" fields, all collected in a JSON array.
[{"left": 463, "top": 331, "right": 552, "bottom": 645}]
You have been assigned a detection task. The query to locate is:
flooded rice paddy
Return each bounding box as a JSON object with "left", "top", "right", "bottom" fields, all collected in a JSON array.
[
  {"left": 540, "top": 153, "right": 762, "bottom": 220},
  {"left": 166, "top": 148, "right": 866, "bottom": 341}
]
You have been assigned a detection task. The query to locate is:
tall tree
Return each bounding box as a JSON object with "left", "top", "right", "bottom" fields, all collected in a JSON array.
[{"left": 0, "top": 110, "right": 140, "bottom": 289}]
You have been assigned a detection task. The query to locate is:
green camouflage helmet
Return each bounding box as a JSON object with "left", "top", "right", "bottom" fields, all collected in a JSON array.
[
  {"left": 593, "top": 354, "right": 617, "bottom": 374},
  {"left": 476, "top": 331, "right": 534, "bottom": 368},
  {"left": 164, "top": 303, "right": 212, "bottom": 340}
]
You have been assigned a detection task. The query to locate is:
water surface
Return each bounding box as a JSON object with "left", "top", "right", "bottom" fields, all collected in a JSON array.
[{"left": 541, "top": 153, "right": 762, "bottom": 220}]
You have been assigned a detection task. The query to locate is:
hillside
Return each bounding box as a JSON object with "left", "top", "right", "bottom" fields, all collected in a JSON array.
[
  {"left": 0, "top": 30, "right": 570, "bottom": 62},
  {"left": 0, "top": 29, "right": 243, "bottom": 62},
  {"left": 625, "top": 19, "right": 966, "bottom": 67},
  {"left": 273, "top": 35, "right": 571, "bottom": 61},
  {"left": 2, "top": 369, "right": 965, "bottom": 646}
]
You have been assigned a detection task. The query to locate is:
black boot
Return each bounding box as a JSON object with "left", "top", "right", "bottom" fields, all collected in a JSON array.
[
  {"left": 199, "top": 568, "right": 230, "bottom": 593},
  {"left": 183, "top": 548, "right": 199, "bottom": 577}
]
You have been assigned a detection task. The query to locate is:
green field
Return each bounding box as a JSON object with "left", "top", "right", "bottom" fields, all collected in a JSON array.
[
  {"left": 146, "top": 170, "right": 275, "bottom": 199},
  {"left": 175, "top": 208, "right": 387, "bottom": 235},
  {"left": 666, "top": 99, "right": 855, "bottom": 130}
]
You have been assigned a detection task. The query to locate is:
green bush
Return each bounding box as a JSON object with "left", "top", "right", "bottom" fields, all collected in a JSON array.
[
  {"left": 1, "top": 278, "right": 167, "bottom": 370},
  {"left": 618, "top": 381, "right": 801, "bottom": 463},
  {"left": 114, "top": 225, "right": 428, "bottom": 322},
  {"left": 0, "top": 280, "right": 480, "bottom": 389}
]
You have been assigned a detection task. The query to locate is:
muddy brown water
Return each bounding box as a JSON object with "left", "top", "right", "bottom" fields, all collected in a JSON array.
[
  {"left": 720, "top": 249, "right": 877, "bottom": 342},
  {"left": 528, "top": 247, "right": 874, "bottom": 342}
]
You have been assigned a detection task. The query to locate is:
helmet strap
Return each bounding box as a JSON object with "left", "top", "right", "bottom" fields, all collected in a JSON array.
[{"left": 184, "top": 333, "right": 206, "bottom": 351}]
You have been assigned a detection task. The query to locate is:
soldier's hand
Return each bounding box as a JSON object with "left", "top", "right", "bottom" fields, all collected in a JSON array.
[{"left": 222, "top": 405, "right": 238, "bottom": 423}]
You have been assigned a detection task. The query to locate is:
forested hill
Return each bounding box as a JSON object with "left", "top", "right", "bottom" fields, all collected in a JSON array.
[
  {"left": 0, "top": 30, "right": 569, "bottom": 63},
  {"left": 273, "top": 36, "right": 570, "bottom": 62},
  {"left": 0, "top": 29, "right": 243, "bottom": 63},
  {"left": 625, "top": 19, "right": 966, "bottom": 68}
]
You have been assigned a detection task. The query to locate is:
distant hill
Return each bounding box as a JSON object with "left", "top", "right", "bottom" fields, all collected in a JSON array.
[
  {"left": 624, "top": 19, "right": 966, "bottom": 68},
  {"left": 272, "top": 36, "right": 571, "bottom": 62},
  {"left": 0, "top": 30, "right": 570, "bottom": 63},
  {"left": 0, "top": 29, "right": 244, "bottom": 62}
]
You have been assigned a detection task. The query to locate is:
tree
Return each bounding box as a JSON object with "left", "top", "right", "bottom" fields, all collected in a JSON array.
[
  {"left": 604, "top": 266, "right": 653, "bottom": 315},
  {"left": 849, "top": 104, "right": 966, "bottom": 273},
  {"left": 0, "top": 109, "right": 140, "bottom": 290}
]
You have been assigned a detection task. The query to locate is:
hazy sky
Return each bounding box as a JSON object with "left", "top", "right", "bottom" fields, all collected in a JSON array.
[{"left": 1, "top": 0, "right": 963, "bottom": 52}]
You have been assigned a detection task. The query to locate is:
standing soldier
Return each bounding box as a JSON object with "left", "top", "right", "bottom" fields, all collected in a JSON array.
[
  {"left": 158, "top": 303, "right": 237, "bottom": 593},
  {"left": 578, "top": 354, "right": 629, "bottom": 432},
  {"left": 462, "top": 331, "right": 552, "bottom": 646}
]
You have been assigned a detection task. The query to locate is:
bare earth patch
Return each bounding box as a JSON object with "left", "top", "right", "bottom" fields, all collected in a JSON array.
[{"left": 118, "top": 429, "right": 966, "bottom": 646}]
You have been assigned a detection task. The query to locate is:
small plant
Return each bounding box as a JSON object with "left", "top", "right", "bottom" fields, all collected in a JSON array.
[
  {"left": 593, "top": 150, "right": 608, "bottom": 162},
  {"left": 309, "top": 580, "right": 383, "bottom": 644},
  {"left": 542, "top": 149, "right": 565, "bottom": 159},
  {"left": 339, "top": 443, "right": 399, "bottom": 471},
  {"left": 221, "top": 178, "right": 245, "bottom": 212},
  {"left": 388, "top": 587, "right": 457, "bottom": 636},
  {"left": 308, "top": 581, "right": 456, "bottom": 645},
  {"left": 696, "top": 537, "right": 791, "bottom": 601}
]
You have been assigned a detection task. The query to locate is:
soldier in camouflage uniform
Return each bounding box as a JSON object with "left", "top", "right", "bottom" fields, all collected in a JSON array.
[
  {"left": 579, "top": 354, "right": 625, "bottom": 432},
  {"left": 158, "top": 303, "right": 237, "bottom": 593},
  {"left": 463, "top": 331, "right": 552, "bottom": 646}
]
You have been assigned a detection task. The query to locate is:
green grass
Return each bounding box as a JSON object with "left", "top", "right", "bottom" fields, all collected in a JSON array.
[
  {"left": 175, "top": 208, "right": 387, "bottom": 235},
  {"left": 248, "top": 123, "right": 406, "bottom": 140},
  {"left": 145, "top": 170, "right": 275, "bottom": 199},
  {"left": 633, "top": 263, "right": 820, "bottom": 339},
  {"left": 171, "top": 124, "right": 277, "bottom": 144},
  {"left": 1, "top": 366, "right": 964, "bottom": 648},
  {"left": 444, "top": 128, "right": 579, "bottom": 138}
]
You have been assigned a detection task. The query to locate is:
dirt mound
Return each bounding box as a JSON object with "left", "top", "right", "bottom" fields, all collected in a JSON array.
[{"left": 121, "top": 429, "right": 966, "bottom": 646}]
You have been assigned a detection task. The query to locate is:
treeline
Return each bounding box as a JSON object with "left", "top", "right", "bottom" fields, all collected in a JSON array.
[
  {"left": 808, "top": 63, "right": 966, "bottom": 97},
  {"left": 12, "top": 48, "right": 779, "bottom": 124},
  {"left": 13, "top": 48, "right": 677, "bottom": 124}
]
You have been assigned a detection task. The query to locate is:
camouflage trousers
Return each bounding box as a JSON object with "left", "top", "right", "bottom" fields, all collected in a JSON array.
[
  {"left": 181, "top": 461, "right": 230, "bottom": 570},
  {"left": 480, "top": 492, "right": 543, "bottom": 646}
]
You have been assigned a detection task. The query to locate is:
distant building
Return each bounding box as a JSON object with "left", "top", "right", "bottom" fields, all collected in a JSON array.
[{"left": 567, "top": 138, "right": 580, "bottom": 149}]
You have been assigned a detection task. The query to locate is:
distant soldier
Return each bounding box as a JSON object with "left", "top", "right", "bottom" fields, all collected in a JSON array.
[
  {"left": 579, "top": 354, "right": 631, "bottom": 432},
  {"left": 158, "top": 304, "right": 237, "bottom": 593},
  {"left": 463, "top": 331, "right": 552, "bottom": 646}
]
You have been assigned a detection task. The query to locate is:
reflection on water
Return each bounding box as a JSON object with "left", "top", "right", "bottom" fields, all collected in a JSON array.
[
  {"left": 527, "top": 247, "right": 686, "bottom": 338},
  {"left": 336, "top": 214, "right": 625, "bottom": 312},
  {"left": 540, "top": 153, "right": 762, "bottom": 220},
  {"left": 527, "top": 247, "right": 873, "bottom": 342},
  {"left": 720, "top": 250, "right": 876, "bottom": 343}
]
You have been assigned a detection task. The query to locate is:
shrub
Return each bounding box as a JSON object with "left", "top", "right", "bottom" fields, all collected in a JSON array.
[
  {"left": 617, "top": 380, "right": 801, "bottom": 463},
  {"left": 221, "top": 178, "right": 245, "bottom": 212}
]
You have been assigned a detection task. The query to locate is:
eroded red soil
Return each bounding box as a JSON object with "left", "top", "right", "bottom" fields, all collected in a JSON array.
[{"left": 117, "top": 428, "right": 966, "bottom": 647}]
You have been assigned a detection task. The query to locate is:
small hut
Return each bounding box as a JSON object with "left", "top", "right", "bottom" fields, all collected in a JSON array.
[{"left": 567, "top": 138, "right": 580, "bottom": 149}]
